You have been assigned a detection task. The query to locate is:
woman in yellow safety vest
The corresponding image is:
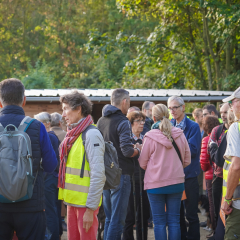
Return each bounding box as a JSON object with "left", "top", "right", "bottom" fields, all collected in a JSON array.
[{"left": 58, "top": 90, "right": 106, "bottom": 240}]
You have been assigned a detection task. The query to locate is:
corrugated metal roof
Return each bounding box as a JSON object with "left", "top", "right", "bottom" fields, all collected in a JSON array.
[
  {"left": 25, "top": 89, "right": 232, "bottom": 97},
  {"left": 25, "top": 89, "right": 233, "bottom": 102}
]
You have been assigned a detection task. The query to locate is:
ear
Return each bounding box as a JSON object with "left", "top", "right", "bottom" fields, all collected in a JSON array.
[
  {"left": 76, "top": 105, "right": 82, "bottom": 116},
  {"left": 182, "top": 105, "right": 185, "bottom": 112},
  {"left": 122, "top": 98, "right": 127, "bottom": 106},
  {"left": 153, "top": 116, "right": 157, "bottom": 122},
  {"left": 22, "top": 96, "right": 26, "bottom": 107},
  {"left": 0, "top": 101, "right": 3, "bottom": 108}
]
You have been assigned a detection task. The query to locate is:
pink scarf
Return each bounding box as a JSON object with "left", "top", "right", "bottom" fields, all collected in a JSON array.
[{"left": 58, "top": 115, "right": 93, "bottom": 188}]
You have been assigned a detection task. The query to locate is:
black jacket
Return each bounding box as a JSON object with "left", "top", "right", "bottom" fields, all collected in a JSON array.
[
  {"left": 97, "top": 105, "right": 134, "bottom": 175},
  {"left": 142, "top": 117, "right": 154, "bottom": 135}
]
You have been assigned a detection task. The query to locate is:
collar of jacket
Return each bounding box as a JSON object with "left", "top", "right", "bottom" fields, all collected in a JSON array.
[
  {"left": 171, "top": 114, "right": 187, "bottom": 131},
  {"left": 0, "top": 105, "right": 25, "bottom": 116}
]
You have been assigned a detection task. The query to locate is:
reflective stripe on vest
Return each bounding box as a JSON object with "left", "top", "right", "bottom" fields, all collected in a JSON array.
[
  {"left": 222, "top": 123, "right": 240, "bottom": 200},
  {"left": 58, "top": 133, "right": 102, "bottom": 207}
]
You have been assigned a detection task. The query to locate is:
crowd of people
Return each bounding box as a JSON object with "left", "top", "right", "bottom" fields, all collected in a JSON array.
[{"left": 0, "top": 78, "right": 240, "bottom": 240}]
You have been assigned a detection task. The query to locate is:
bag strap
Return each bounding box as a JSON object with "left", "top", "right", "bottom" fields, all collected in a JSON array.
[
  {"left": 216, "top": 124, "right": 224, "bottom": 142},
  {"left": 80, "top": 125, "right": 98, "bottom": 178},
  {"left": 0, "top": 123, "right": 4, "bottom": 132},
  {"left": 18, "top": 116, "right": 35, "bottom": 132},
  {"left": 172, "top": 138, "right": 183, "bottom": 164}
]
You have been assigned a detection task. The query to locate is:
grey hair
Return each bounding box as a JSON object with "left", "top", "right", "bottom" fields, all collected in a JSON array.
[
  {"left": 142, "top": 101, "right": 155, "bottom": 110},
  {"left": 167, "top": 96, "right": 185, "bottom": 106},
  {"left": 111, "top": 88, "right": 129, "bottom": 106},
  {"left": 34, "top": 112, "right": 51, "bottom": 123},
  {"left": 51, "top": 112, "right": 62, "bottom": 127}
]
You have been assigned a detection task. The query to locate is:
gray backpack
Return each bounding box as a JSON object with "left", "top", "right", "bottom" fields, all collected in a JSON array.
[
  {"left": 81, "top": 125, "right": 122, "bottom": 190},
  {"left": 0, "top": 116, "right": 36, "bottom": 203}
]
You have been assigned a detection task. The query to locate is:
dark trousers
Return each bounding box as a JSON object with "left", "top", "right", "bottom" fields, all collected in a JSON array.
[
  {"left": 122, "top": 180, "right": 150, "bottom": 240},
  {"left": 0, "top": 211, "right": 46, "bottom": 240},
  {"left": 44, "top": 174, "right": 59, "bottom": 240},
  {"left": 214, "top": 213, "right": 225, "bottom": 240},
  {"left": 180, "top": 177, "right": 200, "bottom": 240},
  {"left": 212, "top": 176, "right": 223, "bottom": 224},
  {"left": 206, "top": 179, "right": 216, "bottom": 230},
  {"left": 57, "top": 195, "right": 63, "bottom": 236}
]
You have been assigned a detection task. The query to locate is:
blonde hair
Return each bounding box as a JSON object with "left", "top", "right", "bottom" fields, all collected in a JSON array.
[
  {"left": 152, "top": 104, "right": 173, "bottom": 141},
  {"left": 227, "top": 109, "right": 235, "bottom": 127}
]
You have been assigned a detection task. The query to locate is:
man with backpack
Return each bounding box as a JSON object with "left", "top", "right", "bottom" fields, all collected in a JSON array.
[
  {"left": 0, "top": 78, "right": 58, "bottom": 240},
  {"left": 209, "top": 103, "right": 229, "bottom": 224},
  {"left": 97, "top": 88, "right": 141, "bottom": 240}
]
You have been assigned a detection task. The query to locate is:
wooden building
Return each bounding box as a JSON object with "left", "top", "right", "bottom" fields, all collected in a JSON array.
[{"left": 24, "top": 89, "right": 232, "bottom": 122}]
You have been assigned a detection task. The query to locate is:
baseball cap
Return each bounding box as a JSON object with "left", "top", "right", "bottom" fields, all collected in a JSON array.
[{"left": 222, "top": 86, "right": 240, "bottom": 102}]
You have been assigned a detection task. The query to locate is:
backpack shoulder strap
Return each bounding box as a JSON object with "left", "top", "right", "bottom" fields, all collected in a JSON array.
[
  {"left": 82, "top": 125, "right": 98, "bottom": 145},
  {"left": 80, "top": 124, "right": 99, "bottom": 178},
  {"left": 216, "top": 124, "right": 224, "bottom": 141},
  {"left": 18, "top": 116, "right": 35, "bottom": 132},
  {"left": 0, "top": 123, "right": 4, "bottom": 132}
]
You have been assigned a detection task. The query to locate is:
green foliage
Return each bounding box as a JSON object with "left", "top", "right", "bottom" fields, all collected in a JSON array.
[
  {"left": 14, "top": 60, "right": 55, "bottom": 89},
  {"left": 1, "top": 0, "right": 240, "bottom": 91},
  {"left": 0, "top": 0, "right": 157, "bottom": 89}
]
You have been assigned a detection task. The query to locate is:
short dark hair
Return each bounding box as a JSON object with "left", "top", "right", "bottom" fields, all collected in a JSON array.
[
  {"left": 111, "top": 88, "right": 129, "bottom": 106},
  {"left": 0, "top": 78, "right": 25, "bottom": 105},
  {"left": 203, "top": 115, "right": 220, "bottom": 135},
  {"left": 60, "top": 90, "right": 92, "bottom": 117},
  {"left": 142, "top": 101, "right": 154, "bottom": 111},
  {"left": 127, "top": 111, "right": 146, "bottom": 124},
  {"left": 203, "top": 104, "right": 218, "bottom": 115}
]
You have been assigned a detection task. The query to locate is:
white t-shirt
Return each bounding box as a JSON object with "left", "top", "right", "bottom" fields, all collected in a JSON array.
[{"left": 224, "top": 122, "right": 240, "bottom": 209}]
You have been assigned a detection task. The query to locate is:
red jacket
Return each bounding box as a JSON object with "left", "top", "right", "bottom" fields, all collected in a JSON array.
[{"left": 200, "top": 135, "right": 213, "bottom": 180}]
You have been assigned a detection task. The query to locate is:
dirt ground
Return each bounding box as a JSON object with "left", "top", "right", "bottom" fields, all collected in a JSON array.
[{"left": 61, "top": 213, "right": 210, "bottom": 240}]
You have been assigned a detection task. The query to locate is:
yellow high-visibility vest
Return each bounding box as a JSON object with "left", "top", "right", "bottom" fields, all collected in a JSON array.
[
  {"left": 219, "top": 118, "right": 223, "bottom": 124},
  {"left": 222, "top": 123, "right": 240, "bottom": 200},
  {"left": 58, "top": 133, "right": 102, "bottom": 207}
]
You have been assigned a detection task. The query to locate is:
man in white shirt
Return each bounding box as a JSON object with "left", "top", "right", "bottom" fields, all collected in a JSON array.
[{"left": 221, "top": 86, "right": 240, "bottom": 239}]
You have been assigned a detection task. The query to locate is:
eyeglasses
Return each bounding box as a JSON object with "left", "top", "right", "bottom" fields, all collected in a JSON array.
[
  {"left": 203, "top": 112, "right": 210, "bottom": 117},
  {"left": 168, "top": 105, "right": 182, "bottom": 112},
  {"left": 133, "top": 119, "right": 145, "bottom": 124},
  {"left": 228, "top": 99, "right": 240, "bottom": 107}
]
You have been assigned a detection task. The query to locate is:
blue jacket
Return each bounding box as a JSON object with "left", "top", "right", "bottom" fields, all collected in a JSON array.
[
  {"left": 171, "top": 115, "right": 201, "bottom": 179},
  {"left": 0, "top": 105, "right": 57, "bottom": 212},
  {"left": 48, "top": 131, "right": 60, "bottom": 177}
]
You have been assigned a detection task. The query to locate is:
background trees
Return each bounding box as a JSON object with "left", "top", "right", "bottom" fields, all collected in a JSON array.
[{"left": 0, "top": 0, "right": 240, "bottom": 90}]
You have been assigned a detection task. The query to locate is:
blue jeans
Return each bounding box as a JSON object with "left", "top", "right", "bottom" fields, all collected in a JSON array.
[
  {"left": 44, "top": 174, "right": 59, "bottom": 240},
  {"left": 147, "top": 192, "right": 183, "bottom": 240},
  {"left": 103, "top": 174, "right": 131, "bottom": 240}
]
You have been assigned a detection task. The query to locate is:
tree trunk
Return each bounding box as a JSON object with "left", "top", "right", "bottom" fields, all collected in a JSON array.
[
  {"left": 204, "top": 8, "right": 221, "bottom": 90},
  {"left": 226, "top": 40, "right": 231, "bottom": 77},
  {"left": 202, "top": 8, "right": 213, "bottom": 90},
  {"left": 186, "top": 6, "right": 205, "bottom": 88}
]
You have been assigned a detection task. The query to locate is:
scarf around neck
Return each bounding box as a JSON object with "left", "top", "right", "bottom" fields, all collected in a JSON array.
[
  {"left": 151, "top": 121, "right": 161, "bottom": 130},
  {"left": 58, "top": 115, "right": 93, "bottom": 188}
]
